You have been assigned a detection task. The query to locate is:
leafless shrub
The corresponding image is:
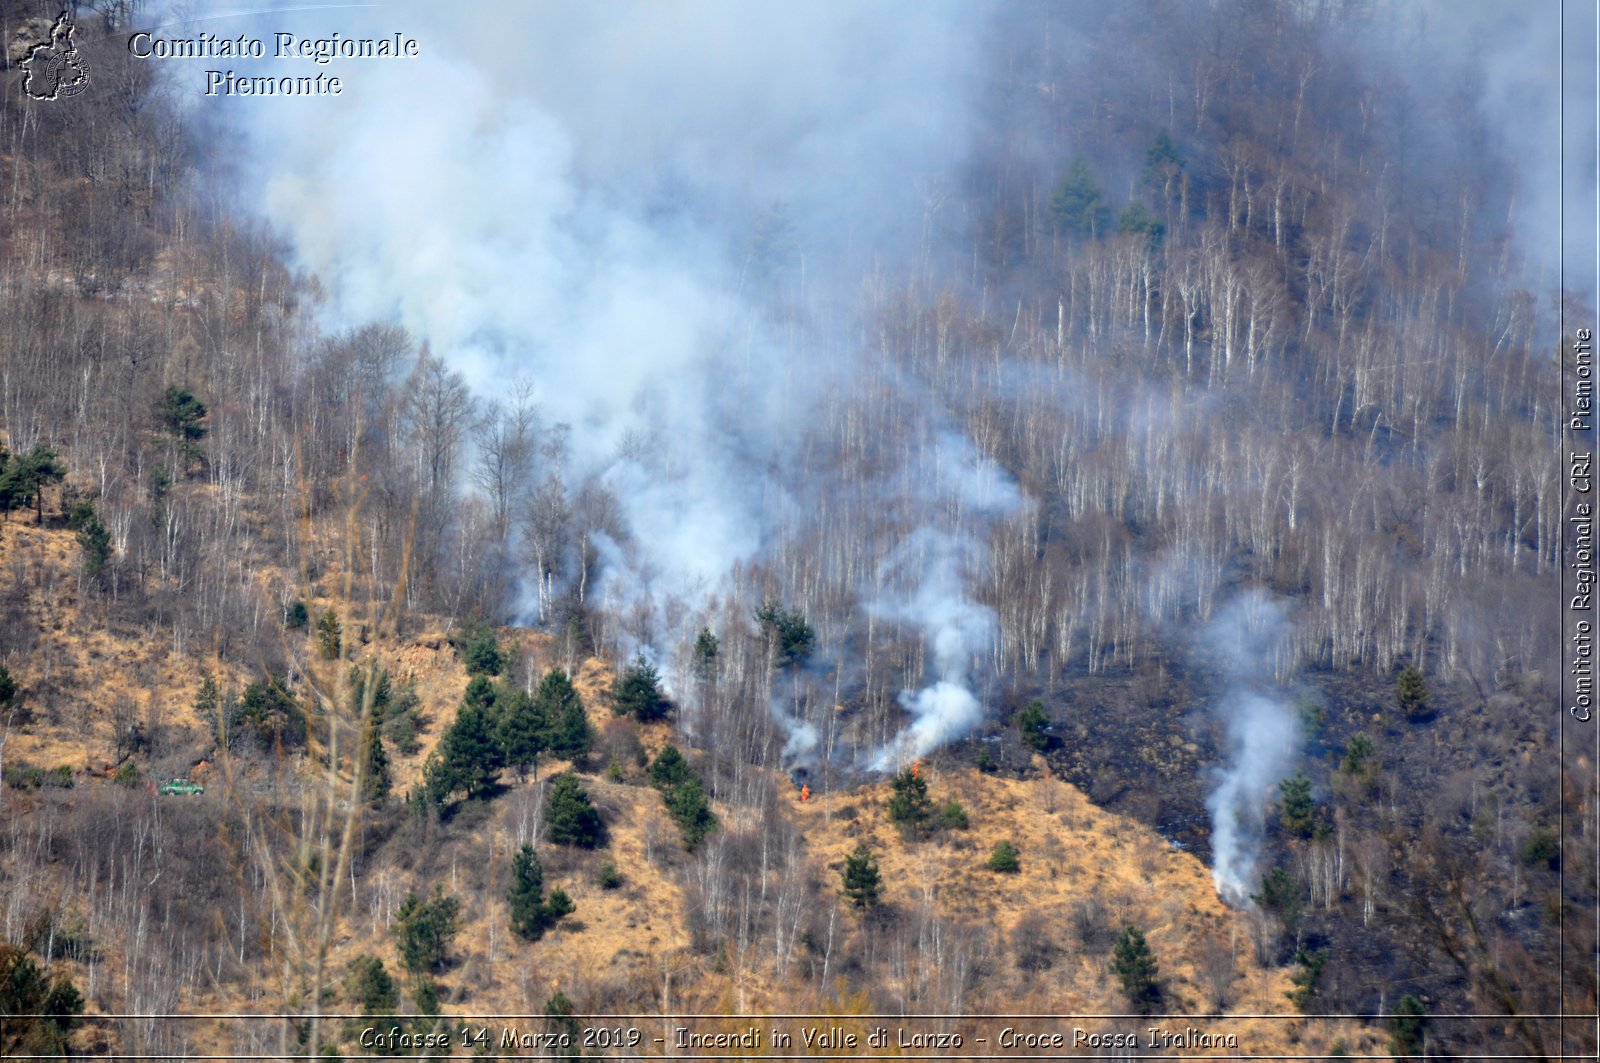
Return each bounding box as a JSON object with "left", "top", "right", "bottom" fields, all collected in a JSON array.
[
  {"left": 1197, "top": 931, "right": 1238, "bottom": 1012},
  {"left": 1012, "top": 910, "right": 1058, "bottom": 973},
  {"left": 1071, "top": 896, "right": 1118, "bottom": 952}
]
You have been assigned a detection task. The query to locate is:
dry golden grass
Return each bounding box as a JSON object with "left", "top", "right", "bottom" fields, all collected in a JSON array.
[{"left": 0, "top": 518, "right": 1385, "bottom": 1059}]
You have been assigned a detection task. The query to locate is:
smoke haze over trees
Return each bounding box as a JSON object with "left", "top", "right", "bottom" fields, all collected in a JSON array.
[{"left": 0, "top": 0, "right": 1593, "bottom": 1058}]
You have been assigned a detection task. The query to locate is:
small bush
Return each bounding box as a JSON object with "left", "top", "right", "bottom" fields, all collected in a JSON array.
[
  {"left": 987, "top": 839, "right": 1021, "bottom": 873},
  {"left": 448, "top": 617, "right": 504, "bottom": 676},
  {"left": 596, "top": 859, "right": 623, "bottom": 890},
  {"left": 1340, "top": 733, "right": 1375, "bottom": 775},
  {"left": 394, "top": 889, "right": 461, "bottom": 974},
  {"left": 938, "top": 801, "right": 969, "bottom": 830},
  {"left": 509, "top": 845, "right": 575, "bottom": 942},
  {"left": 382, "top": 683, "right": 424, "bottom": 756},
  {"left": 1071, "top": 897, "right": 1119, "bottom": 951},
  {"left": 7, "top": 764, "right": 76, "bottom": 790},
  {"left": 284, "top": 600, "right": 309, "bottom": 630},
  {"left": 1522, "top": 826, "right": 1560, "bottom": 870},
  {"left": 1396, "top": 666, "right": 1430, "bottom": 721},
  {"left": 1017, "top": 701, "right": 1050, "bottom": 751},
  {"left": 346, "top": 954, "right": 398, "bottom": 1017},
  {"left": 316, "top": 610, "right": 342, "bottom": 660},
  {"left": 112, "top": 762, "right": 142, "bottom": 787},
  {"left": 665, "top": 776, "right": 717, "bottom": 850},
  {"left": 1012, "top": 911, "right": 1057, "bottom": 972},
  {"left": 1286, "top": 946, "right": 1328, "bottom": 1013}
]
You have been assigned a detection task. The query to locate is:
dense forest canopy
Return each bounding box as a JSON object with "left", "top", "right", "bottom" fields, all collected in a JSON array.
[{"left": 0, "top": 0, "right": 1593, "bottom": 1059}]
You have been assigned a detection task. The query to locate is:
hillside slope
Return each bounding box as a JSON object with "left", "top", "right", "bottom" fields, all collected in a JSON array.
[{"left": 0, "top": 518, "right": 1390, "bottom": 1060}]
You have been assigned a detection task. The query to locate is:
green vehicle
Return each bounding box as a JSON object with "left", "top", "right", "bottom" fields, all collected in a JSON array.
[{"left": 158, "top": 777, "right": 204, "bottom": 796}]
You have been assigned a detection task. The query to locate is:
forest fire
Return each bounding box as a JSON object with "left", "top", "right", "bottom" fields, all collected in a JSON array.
[{"left": 0, "top": 1, "right": 1584, "bottom": 1059}]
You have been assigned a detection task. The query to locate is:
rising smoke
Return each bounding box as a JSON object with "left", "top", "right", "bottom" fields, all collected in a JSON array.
[
  {"left": 199, "top": 1, "right": 1014, "bottom": 768},
  {"left": 1391, "top": 0, "right": 1597, "bottom": 302},
  {"left": 867, "top": 529, "right": 1010, "bottom": 771},
  {"left": 1200, "top": 591, "right": 1302, "bottom": 902}
]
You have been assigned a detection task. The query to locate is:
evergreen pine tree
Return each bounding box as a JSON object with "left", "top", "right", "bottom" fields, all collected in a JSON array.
[
  {"left": 68, "top": 502, "right": 111, "bottom": 578},
  {"left": 1051, "top": 158, "right": 1111, "bottom": 239},
  {"left": 1278, "top": 771, "right": 1316, "bottom": 838},
  {"left": 508, "top": 844, "right": 555, "bottom": 941},
  {"left": 1142, "top": 128, "right": 1186, "bottom": 196},
  {"left": 1340, "top": 734, "right": 1375, "bottom": 775},
  {"left": 1116, "top": 201, "right": 1165, "bottom": 248},
  {"left": 841, "top": 841, "right": 881, "bottom": 908},
  {"left": 316, "top": 610, "right": 342, "bottom": 660},
  {"left": 158, "top": 385, "right": 208, "bottom": 442},
  {"left": 346, "top": 955, "right": 398, "bottom": 1017},
  {"left": 394, "top": 889, "right": 460, "bottom": 974},
  {"left": 649, "top": 744, "right": 693, "bottom": 791},
  {"left": 664, "top": 775, "right": 717, "bottom": 850},
  {"left": 1387, "top": 995, "right": 1428, "bottom": 1059},
  {"left": 1396, "top": 667, "right": 1430, "bottom": 721},
  {"left": 496, "top": 689, "right": 546, "bottom": 779},
  {"left": 0, "top": 946, "right": 84, "bottom": 1057},
  {"left": 646, "top": 744, "right": 717, "bottom": 850},
  {"left": 544, "top": 772, "right": 603, "bottom": 848},
  {"left": 543, "top": 990, "right": 581, "bottom": 1057},
  {"left": 987, "top": 839, "right": 1021, "bottom": 873},
  {"left": 535, "top": 669, "right": 592, "bottom": 760},
  {"left": 194, "top": 673, "right": 221, "bottom": 735},
  {"left": 11, "top": 445, "right": 66, "bottom": 524},
  {"left": 755, "top": 600, "right": 815, "bottom": 669},
  {"left": 1110, "top": 925, "right": 1161, "bottom": 1012},
  {"left": 440, "top": 699, "right": 502, "bottom": 799},
  {"left": 462, "top": 675, "right": 497, "bottom": 714},
  {"left": 362, "top": 718, "right": 391, "bottom": 804},
  {"left": 419, "top": 751, "right": 457, "bottom": 808},
  {"left": 692, "top": 627, "right": 719, "bottom": 682},
  {"left": 1252, "top": 865, "right": 1303, "bottom": 936},
  {"left": 887, "top": 767, "right": 933, "bottom": 830},
  {"left": 610, "top": 654, "right": 670, "bottom": 721}
]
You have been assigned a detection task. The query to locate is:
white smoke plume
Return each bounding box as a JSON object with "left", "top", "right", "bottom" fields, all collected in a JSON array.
[
  {"left": 866, "top": 527, "right": 1006, "bottom": 771},
  {"left": 1386, "top": 0, "right": 1597, "bottom": 302},
  {"left": 187, "top": 1, "right": 1022, "bottom": 760},
  {"left": 1201, "top": 591, "right": 1301, "bottom": 902}
]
